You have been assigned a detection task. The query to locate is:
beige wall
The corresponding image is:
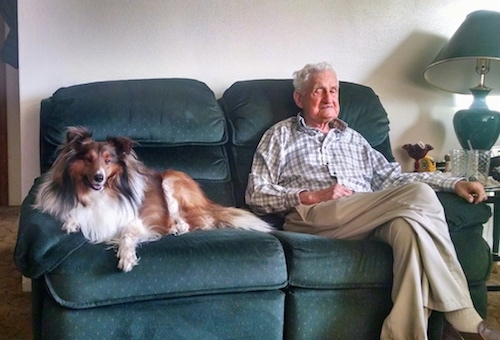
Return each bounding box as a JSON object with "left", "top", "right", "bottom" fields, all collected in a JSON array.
[{"left": 10, "top": 0, "right": 500, "bottom": 204}]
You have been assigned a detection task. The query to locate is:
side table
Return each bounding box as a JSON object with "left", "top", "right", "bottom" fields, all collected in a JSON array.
[{"left": 486, "top": 186, "right": 500, "bottom": 291}]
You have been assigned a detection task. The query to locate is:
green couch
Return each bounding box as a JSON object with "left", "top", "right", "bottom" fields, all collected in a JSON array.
[{"left": 15, "top": 78, "right": 492, "bottom": 339}]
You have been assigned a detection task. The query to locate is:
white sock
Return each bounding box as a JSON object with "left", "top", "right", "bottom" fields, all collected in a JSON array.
[{"left": 445, "top": 308, "right": 483, "bottom": 333}]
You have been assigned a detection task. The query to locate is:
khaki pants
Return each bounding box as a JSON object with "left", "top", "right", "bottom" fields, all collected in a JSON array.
[{"left": 284, "top": 182, "right": 474, "bottom": 340}]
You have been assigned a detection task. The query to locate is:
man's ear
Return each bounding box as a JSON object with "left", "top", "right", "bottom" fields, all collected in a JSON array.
[{"left": 293, "top": 90, "right": 305, "bottom": 109}]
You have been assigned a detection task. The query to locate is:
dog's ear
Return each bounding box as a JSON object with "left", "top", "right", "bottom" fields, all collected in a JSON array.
[
  {"left": 66, "top": 126, "right": 92, "bottom": 144},
  {"left": 107, "top": 136, "right": 134, "bottom": 156}
]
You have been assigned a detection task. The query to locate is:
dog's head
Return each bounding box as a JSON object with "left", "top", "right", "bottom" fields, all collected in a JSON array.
[{"left": 59, "top": 127, "right": 135, "bottom": 192}]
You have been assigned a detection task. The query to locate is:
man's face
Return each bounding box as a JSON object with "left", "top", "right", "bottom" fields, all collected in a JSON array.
[{"left": 293, "top": 70, "right": 340, "bottom": 127}]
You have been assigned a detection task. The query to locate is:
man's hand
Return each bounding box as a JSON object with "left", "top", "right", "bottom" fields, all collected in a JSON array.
[
  {"left": 454, "top": 180, "right": 487, "bottom": 204},
  {"left": 299, "top": 183, "right": 353, "bottom": 205}
]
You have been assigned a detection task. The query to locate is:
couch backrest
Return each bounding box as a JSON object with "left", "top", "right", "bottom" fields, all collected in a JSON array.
[
  {"left": 39, "top": 78, "right": 394, "bottom": 210},
  {"left": 39, "top": 78, "right": 235, "bottom": 206},
  {"left": 220, "top": 79, "right": 395, "bottom": 208}
]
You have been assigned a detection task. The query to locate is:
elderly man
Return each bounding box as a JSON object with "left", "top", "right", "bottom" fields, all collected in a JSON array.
[{"left": 245, "top": 62, "right": 500, "bottom": 339}]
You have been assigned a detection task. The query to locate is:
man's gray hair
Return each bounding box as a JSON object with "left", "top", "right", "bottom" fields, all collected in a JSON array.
[{"left": 292, "top": 62, "right": 338, "bottom": 92}]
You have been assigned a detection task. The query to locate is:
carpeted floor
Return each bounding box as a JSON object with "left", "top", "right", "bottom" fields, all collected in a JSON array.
[
  {"left": 0, "top": 206, "right": 31, "bottom": 339},
  {"left": 487, "top": 265, "right": 500, "bottom": 329},
  {"left": 1, "top": 206, "right": 500, "bottom": 339}
]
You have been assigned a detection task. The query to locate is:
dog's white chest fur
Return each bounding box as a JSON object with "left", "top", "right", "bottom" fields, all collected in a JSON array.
[{"left": 66, "top": 191, "right": 138, "bottom": 243}]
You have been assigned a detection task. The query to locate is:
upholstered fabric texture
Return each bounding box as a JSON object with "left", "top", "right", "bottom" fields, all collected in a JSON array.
[
  {"left": 44, "top": 230, "right": 287, "bottom": 309},
  {"left": 41, "top": 290, "right": 285, "bottom": 340},
  {"left": 39, "top": 78, "right": 227, "bottom": 174},
  {"left": 15, "top": 77, "right": 493, "bottom": 340}
]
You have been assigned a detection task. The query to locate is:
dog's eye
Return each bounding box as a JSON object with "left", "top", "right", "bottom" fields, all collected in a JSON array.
[
  {"left": 85, "top": 156, "right": 93, "bottom": 163},
  {"left": 105, "top": 159, "right": 111, "bottom": 165}
]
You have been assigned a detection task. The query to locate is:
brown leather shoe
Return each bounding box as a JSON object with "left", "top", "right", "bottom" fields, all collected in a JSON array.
[
  {"left": 478, "top": 321, "right": 500, "bottom": 340},
  {"left": 442, "top": 320, "right": 500, "bottom": 340}
]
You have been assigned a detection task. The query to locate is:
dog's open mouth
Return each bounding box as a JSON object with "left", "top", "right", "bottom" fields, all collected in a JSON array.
[
  {"left": 85, "top": 178, "right": 105, "bottom": 191},
  {"left": 91, "top": 183, "right": 104, "bottom": 191}
]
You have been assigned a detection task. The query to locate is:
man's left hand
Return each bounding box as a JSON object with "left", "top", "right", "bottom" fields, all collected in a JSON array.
[{"left": 454, "top": 180, "right": 487, "bottom": 204}]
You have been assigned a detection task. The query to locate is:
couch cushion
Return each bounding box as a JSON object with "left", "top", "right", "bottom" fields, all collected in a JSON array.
[
  {"left": 272, "top": 231, "right": 393, "bottom": 289},
  {"left": 135, "top": 146, "right": 234, "bottom": 206},
  {"left": 42, "top": 290, "right": 285, "bottom": 339},
  {"left": 284, "top": 288, "right": 392, "bottom": 339},
  {"left": 40, "top": 78, "right": 227, "bottom": 173},
  {"left": 42, "top": 229, "right": 287, "bottom": 309}
]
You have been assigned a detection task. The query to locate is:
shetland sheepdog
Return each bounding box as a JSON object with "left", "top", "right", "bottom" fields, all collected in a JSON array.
[{"left": 34, "top": 126, "right": 272, "bottom": 272}]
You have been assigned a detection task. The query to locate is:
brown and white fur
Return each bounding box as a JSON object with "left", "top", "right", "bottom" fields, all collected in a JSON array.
[{"left": 34, "top": 126, "right": 272, "bottom": 272}]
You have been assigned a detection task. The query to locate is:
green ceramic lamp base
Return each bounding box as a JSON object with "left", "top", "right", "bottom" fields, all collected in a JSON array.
[
  {"left": 453, "top": 87, "right": 500, "bottom": 150},
  {"left": 454, "top": 109, "right": 500, "bottom": 150}
]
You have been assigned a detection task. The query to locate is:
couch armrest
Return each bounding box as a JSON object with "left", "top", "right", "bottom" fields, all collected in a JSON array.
[
  {"left": 436, "top": 192, "right": 491, "bottom": 232},
  {"left": 14, "top": 178, "right": 88, "bottom": 278}
]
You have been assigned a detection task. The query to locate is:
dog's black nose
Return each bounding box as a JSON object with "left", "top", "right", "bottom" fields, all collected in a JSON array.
[{"left": 94, "top": 174, "right": 104, "bottom": 183}]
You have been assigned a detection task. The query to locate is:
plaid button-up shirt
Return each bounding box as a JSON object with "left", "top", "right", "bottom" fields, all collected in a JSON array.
[{"left": 245, "top": 113, "right": 459, "bottom": 215}]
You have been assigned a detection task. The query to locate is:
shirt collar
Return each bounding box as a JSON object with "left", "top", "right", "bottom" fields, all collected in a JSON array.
[{"left": 296, "top": 112, "right": 348, "bottom": 133}]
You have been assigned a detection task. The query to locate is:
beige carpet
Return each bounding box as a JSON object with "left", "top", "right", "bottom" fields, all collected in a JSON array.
[
  {"left": 1, "top": 206, "right": 500, "bottom": 339},
  {"left": 487, "top": 265, "right": 500, "bottom": 329},
  {"left": 0, "top": 206, "right": 31, "bottom": 339}
]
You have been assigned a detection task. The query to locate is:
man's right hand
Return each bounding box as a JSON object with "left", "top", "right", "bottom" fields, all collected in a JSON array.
[{"left": 299, "top": 183, "right": 353, "bottom": 205}]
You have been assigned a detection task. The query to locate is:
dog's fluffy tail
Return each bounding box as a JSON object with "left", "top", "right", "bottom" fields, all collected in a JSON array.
[{"left": 220, "top": 207, "right": 273, "bottom": 232}]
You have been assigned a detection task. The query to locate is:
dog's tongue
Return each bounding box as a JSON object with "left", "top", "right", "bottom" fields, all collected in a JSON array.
[{"left": 92, "top": 183, "right": 103, "bottom": 191}]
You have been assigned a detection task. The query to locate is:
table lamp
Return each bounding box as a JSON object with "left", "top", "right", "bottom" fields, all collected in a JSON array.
[{"left": 424, "top": 10, "right": 500, "bottom": 150}]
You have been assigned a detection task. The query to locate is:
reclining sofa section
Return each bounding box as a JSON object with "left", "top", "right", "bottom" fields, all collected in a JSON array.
[{"left": 15, "top": 78, "right": 492, "bottom": 339}]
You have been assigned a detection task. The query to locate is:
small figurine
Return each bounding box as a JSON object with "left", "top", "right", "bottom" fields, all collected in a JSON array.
[
  {"left": 444, "top": 154, "right": 451, "bottom": 172},
  {"left": 417, "top": 156, "right": 437, "bottom": 172},
  {"left": 402, "top": 141, "right": 434, "bottom": 172}
]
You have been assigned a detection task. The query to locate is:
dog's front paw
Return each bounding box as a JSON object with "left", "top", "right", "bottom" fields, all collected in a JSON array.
[
  {"left": 169, "top": 219, "right": 190, "bottom": 236},
  {"left": 62, "top": 217, "right": 80, "bottom": 234},
  {"left": 117, "top": 246, "right": 138, "bottom": 272},
  {"left": 118, "top": 255, "right": 138, "bottom": 272}
]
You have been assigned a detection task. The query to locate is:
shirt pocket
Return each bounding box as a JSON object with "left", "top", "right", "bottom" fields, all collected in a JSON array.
[{"left": 327, "top": 143, "right": 373, "bottom": 190}]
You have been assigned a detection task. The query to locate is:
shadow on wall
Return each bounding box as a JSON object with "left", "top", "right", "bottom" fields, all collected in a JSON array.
[{"left": 363, "top": 31, "right": 456, "bottom": 170}]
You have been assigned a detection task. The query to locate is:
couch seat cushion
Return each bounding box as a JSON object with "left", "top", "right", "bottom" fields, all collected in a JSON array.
[
  {"left": 273, "top": 231, "right": 393, "bottom": 289},
  {"left": 43, "top": 230, "right": 287, "bottom": 309}
]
